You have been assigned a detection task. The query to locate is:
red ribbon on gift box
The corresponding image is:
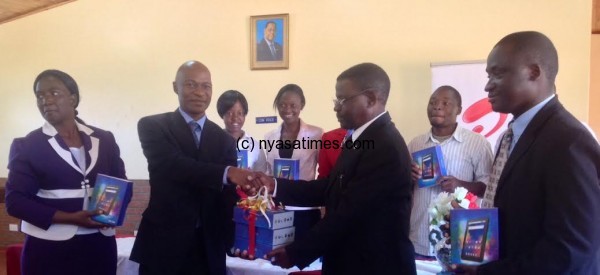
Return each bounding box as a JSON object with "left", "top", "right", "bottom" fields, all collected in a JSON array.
[
  {"left": 243, "top": 209, "right": 257, "bottom": 258},
  {"left": 236, "top": 186, "right": 279, "bottom": 258}
]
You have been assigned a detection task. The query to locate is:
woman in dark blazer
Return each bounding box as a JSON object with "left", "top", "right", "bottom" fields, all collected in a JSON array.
[{"left": 5, "top": 70, "right": 129, "bottom": 275}]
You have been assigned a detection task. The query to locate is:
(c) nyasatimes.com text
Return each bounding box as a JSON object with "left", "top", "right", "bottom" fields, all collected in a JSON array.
[{"left": 236, "top": 137, "right": 375, "bottom": 152}]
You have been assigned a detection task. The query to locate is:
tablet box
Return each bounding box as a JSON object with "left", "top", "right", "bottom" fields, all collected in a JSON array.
[
  {"left": 411, "top": 145, "right": 447, "bottom": 188},
  {"left": 450, "top": 208, "right": 499, "bottom": 265},
  {"left": 88, "top": 174, "right": 133, "bottom": 226},
  {"left": 273, "top": 158, "right": 300, "bottom": 180},
  {"left": 233, "top": 207, "right": 294, "bottom": 230},
  {"left": 237, "top": 150, "right": 248, "bottom": 169}
]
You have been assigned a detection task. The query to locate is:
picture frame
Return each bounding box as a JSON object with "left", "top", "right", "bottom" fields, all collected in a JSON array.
[{"left": 250, "top": 13, "right": 289, "bottom": 70}]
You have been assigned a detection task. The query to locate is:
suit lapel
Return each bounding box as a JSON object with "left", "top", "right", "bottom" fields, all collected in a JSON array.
[
  {"left": 169, "top": 111, "right": 198, "bottom": 155},
  {"left": 43, "top": 122, "right": 99, "bottom": 176},
  {"left": 496, "top": 98, "right": 560, "bottom": 193},
  {"left": 82, "top": 133, "right": 99, "bottom": 175},
  {"left": 77, "top": 123, "right": 99, "bottom": 175},
  {"left": 325, "top": 113, "right": 391, "bottom": 202},
  {"left": 198, "top": 119, "right": 217, "bottom": 158}
]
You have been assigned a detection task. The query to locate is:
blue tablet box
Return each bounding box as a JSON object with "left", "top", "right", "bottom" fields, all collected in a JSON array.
[
  {"left": 411, "top": 145, "right": 447, "bottom": 188},
  {"left": 88, "top": 174, "right": 133, "bottom": 226},
  {"left": 237, "top": 150, "right": 248, "bottom": 169},
  {"left": 273, "top": 158, "right": 300, "bottom": 180},
  {"left": 233, "top": 207, "right": 294, "bottom": 230},
  {"left": 450, "top": 208, "right": 499, "bottom": 265}
]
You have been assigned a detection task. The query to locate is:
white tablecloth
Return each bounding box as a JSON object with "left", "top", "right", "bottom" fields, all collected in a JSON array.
[
  {"left": 225, "top": 256, "right": 321, "bottom": 275},
  {"left": 116, "top": 237, "right": 442, "bottom": 275}
]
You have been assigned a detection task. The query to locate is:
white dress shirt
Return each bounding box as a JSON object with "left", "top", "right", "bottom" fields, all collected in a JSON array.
[{"left": 408, "top": 126, "right": 493, "bottom": 255}]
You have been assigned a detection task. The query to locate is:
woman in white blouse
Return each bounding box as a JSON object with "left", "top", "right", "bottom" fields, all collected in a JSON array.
[{"left": 264, "top": 84, "right": 323, "bottom": 241}]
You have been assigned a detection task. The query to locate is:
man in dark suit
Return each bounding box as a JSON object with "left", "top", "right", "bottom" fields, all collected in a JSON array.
[
  {"left": 256, "top": 21, "right": 283, "bottom": 61},
  {"left": 256, "top": 63, "right": 416, "bottom": 274},
  {"left": 457, "top": 31, "right": 600, "bottom": 274},
  {"left": 130, "top": 60, "right": 254, "bottom": 275}
]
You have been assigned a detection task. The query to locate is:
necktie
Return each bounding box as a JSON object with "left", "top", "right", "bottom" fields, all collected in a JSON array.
[
  {"left": 269, "top": 43, "right": 276, "bottom": 57},
  {"left": 189, "top": 121, "right": 201, "bottom": 147},
  {"left": 481, "top": 123, "right": 514, "bottom": 208},
  {"left": 343, "top": 129, "right": 354, "bottom": 146}
]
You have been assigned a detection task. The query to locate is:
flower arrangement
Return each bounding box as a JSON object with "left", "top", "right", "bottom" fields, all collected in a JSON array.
[
  {"left": 428, "top": 187, "right": 480, "bottom": 270},
  {"left": 429, "top": 187, "right": 479, "bottom": 226}
]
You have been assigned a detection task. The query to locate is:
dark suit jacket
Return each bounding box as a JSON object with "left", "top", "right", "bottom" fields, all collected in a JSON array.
[
  {"left": 478, "top": 97, "right": 600, "bottom": 275},
  {"left": 275, "top": 113, "right": 416, "bottom": 275},
  {"left": 257, "top": 38, "right": 283, "bottom": 61},
  {"left": 130, "top": 110, "right": 237, "bottom": 275}
]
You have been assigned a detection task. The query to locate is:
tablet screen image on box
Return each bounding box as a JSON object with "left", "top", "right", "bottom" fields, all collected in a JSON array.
[
  {"left": 460, "top": 218, "right": 490, "bottom": 262},
  {"left": 273, "top": 158, "right": 299, "bottom": 180},
  {"left": 237, "top": 150, "right": 248, "bottom": 169},
  {"left": 411, "top": 145, "right": 447, "bottom": 188},
  {"left": 421, "top": 153, "right": 435, "bottom": 179},
  {"left": 450, "top": 208, "right": 499, "bottom": 266}
]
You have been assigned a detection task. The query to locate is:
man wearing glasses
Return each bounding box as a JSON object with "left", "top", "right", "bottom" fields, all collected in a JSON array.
[{"left": 255, "top": 63, "right": 417, "bottom": 274}]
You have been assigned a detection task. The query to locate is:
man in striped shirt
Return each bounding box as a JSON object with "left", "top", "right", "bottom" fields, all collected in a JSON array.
[{"left": 408, "top": 85, "right": 493, "bottom": 258}]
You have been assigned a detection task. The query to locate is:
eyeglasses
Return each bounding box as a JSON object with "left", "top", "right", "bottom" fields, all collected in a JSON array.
[
  {"left": 333, "top": 89, "right": 371, "bottom": 107},
  {"left": 181, "top": 80, "right": 212, "bottom": 91}
]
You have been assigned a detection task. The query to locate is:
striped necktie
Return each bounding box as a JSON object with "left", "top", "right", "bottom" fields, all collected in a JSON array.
[
  {"left": 481, "top": 123, "right": 513, "bottom": 208},
  {"left": 189, "top": 121, "right": 201, "bottom": 147}
]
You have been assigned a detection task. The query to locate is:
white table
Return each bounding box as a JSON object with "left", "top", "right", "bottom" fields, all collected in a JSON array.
[
  {"left": 116, "top": 237, "right": 442, "bottom": 275},
  {"left": 116, "top": 237, "right": 139, "bottom": 275},
  {"left": 226, "top": 256, "right": 321, "bottom": 275}
]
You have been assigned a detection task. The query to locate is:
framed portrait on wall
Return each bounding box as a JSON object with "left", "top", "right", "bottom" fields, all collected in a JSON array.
[{"left": 250, "top": 14, "right": 289, "bottom": 70}]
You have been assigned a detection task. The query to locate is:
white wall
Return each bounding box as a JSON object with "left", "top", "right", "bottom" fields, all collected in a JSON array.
[{"left": 0, "top": 0, "right": 592, "bottom": 178}]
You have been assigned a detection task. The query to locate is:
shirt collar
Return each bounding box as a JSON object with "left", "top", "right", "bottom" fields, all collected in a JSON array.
[
  {"left": 42, "top": 120, "right": 93, "bottom": 137},
  {"left": 511, "top": 94, "right": 555, "bottom": 140},
  {"left": 178, "top": 107, "right": 207, "bottom": 129},
  {"left": 351, "top": 111, "right": 387, "bottom": 141},
  {"left": 427, "top": 124, "right": 464, "bottom": 144}
]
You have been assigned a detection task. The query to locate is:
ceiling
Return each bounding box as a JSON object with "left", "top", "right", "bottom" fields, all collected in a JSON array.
[{"left": 0, "top": 0, "right": 75, "bottom": 25}]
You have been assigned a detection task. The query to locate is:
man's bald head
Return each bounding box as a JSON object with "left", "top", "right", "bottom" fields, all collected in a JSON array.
[
  {"left": 495, "top": 31, "right": 558, "bottom": 84},
  {"left": 173, "top": 60, "right": 213, "bottom": 120},
  {"left": 175, "top": 60, "right": 210, "bottom": 82}
]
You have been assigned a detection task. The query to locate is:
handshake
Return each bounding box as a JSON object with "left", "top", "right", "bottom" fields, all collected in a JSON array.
[{"left": 227, "top": 167, "right": 276, "bottom": 196}]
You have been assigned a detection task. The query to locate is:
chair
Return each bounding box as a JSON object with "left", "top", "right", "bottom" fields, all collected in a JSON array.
[{"left": 6, "top": 243, "right": 23, "bottom": 275}]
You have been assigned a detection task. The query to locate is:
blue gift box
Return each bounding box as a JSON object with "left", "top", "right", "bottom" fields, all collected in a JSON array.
[
  {"left": 235, "top": 223, "right": 295, "bottom": 246},
  {"left": 232, "top": 237, "right": 286, "bottom": 260},
  {"left": 233, "top": 207, "right": 294, "bottom": 229},
  {"left": 411, "top": 145, "right": 447, "bottom": 188}
]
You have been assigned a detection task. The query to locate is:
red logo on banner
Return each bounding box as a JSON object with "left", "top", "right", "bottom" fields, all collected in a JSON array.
[{"left": 462, "top": 98, "right": 508, "bottom": 137}]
